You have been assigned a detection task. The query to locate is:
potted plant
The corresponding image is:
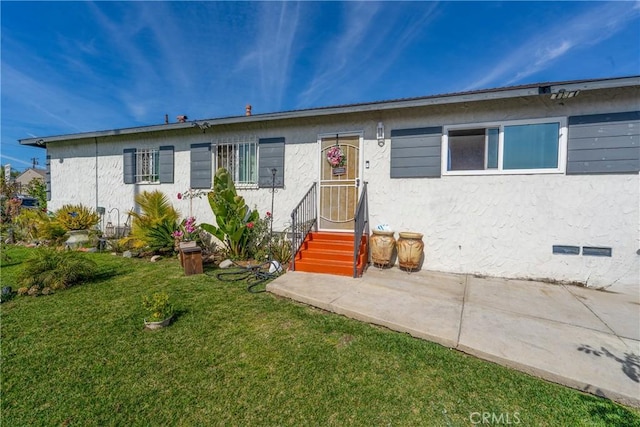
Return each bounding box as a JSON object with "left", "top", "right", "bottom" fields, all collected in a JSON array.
[
  {"left": 142, "top": 291, "right": 174, "bottom": 330},
  {"left": 54, "top": 204, "right": 101, "bottom": 248}
]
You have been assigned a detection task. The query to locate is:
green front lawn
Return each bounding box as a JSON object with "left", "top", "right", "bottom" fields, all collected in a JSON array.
[{"left": 1, "top": 246, "right": 638, "bottom": 426}]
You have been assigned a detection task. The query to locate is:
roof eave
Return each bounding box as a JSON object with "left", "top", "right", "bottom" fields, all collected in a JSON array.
[{"left": 19, "top": 76, "right": 640, "bottom": 147}]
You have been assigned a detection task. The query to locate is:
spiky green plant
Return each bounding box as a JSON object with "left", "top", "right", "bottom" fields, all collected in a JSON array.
[
  {"left": 54, "top": 204, "right": 100, "bottom": 231},
  {"left": 146, "top": 218, "right": 181, "bottom": 254},
  {"left": 124, "top": 191, "right": 180, "bottom": 253},
  {"left": 200, "top": 168, "right": 259, "bottom": 259},
  {"left": 17, "top": 248, "right": 98, "bottom": 291}
]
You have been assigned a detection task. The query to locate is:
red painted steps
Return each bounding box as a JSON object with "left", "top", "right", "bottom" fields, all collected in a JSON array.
[{"left": 291, "top": 232, "right": 368, "bottom": 277}]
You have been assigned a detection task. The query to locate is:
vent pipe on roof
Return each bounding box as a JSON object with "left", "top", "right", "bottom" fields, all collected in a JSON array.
[{"left": 246, "top": 105, "right": 252, "bottom": 116}]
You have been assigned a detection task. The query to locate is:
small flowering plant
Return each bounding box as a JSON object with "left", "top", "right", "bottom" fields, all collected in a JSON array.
[
  {"left": 172, "top": 216, "right": 200, "bottom": 245},
  {"left": 326, "top": 146, "right": 346, "bottom": 168}
]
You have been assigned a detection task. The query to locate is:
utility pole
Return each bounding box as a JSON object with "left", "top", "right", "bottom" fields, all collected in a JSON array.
[{"left": 30, "top": 157, "right": 39, "bottom": 169}]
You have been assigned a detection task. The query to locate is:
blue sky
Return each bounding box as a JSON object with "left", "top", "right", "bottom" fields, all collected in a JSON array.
[{"left": 2, "top": 1, "right": 639, "bottom": 171}]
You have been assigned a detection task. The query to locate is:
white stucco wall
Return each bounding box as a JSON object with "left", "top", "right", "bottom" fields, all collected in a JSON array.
[{"left": 46, "top": 86, "right": 639, "bottom": 295}]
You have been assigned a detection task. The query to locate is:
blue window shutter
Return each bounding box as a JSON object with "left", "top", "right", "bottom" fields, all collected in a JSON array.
[
  {"left": 390, "top": 127, "right": 442, "bottom": 178},
  {"left": 45, "top": 154, "right": 51, "bottom": 201},
  {"left": 190, "top": 143, "right": 212, "bottom": 189},
  {"left": 159, "top": 146, "right": 174, "bottom": 183},
  {"left": 258, "top": 137, "right": 285, "bottom": 188},
  {"left": 123, "top": 148, "right": 136, "bottom": 184},
  {"left": 567, "top": 111, "right": 640, "bottom": 174}
]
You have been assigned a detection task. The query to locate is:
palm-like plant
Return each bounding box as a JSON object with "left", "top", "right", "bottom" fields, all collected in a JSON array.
[{"left": 125, "top": 191, "right": 180, "bottom": 253}]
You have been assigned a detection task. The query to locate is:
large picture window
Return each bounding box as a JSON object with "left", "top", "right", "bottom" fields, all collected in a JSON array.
[
  {"left": 215, "top": 137, "right": 258, "bottom": 187},
  {"left": 443, "top": 118, "right": 565, "bottom": 175}
]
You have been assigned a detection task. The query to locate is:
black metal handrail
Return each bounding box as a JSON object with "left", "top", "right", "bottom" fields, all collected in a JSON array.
[
  {"left": 353, "top": 181, "right": 369, "bottom": 277},
  {"left": 290, "top": 182, "right": 317, "bottom": 271}
]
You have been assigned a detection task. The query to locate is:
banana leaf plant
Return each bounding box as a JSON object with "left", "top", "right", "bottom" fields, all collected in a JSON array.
[{"left": 200, "top": 168, "right": 259, "bottom": 259}]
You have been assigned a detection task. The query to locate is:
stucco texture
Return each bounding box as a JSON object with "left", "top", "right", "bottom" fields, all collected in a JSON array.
[{"left": 44, "top": 87, "right": 639, "bottom": 295}]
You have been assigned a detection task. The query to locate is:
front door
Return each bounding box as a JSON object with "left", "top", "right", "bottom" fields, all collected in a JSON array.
[{"left": 319, "top": 134, "right": 360, "bottom": 231}]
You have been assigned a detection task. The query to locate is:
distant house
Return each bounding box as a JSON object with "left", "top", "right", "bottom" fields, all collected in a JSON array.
[
  {"left": 15, "top": 168, "right": 45, "bottom": 192},
  {"left": 19, "top": 76, "right": 640, "bottom": 295}
]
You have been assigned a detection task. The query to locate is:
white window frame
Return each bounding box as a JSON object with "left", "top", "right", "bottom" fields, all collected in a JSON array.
[
  {"left": 135, "top": 148, "right": 160, "bottom": 184},
  {"left": 214, "top": 136, "right": 258, "bottom": 188},
  {"left": 441, "top": 117, "right": 567, "bottom": 176}
]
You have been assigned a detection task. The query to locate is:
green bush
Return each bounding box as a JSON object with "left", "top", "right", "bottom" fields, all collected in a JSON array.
[
  {"left": 38, "top": 220, "right": 68, "bottom": 245},
  {"left": 12, "top": 209, "right": 66, "bottom": 245},
  {"left": 54, "top": 204, "right": 100, "bottom": 231},
  {"left": 12, "top": 209, "right": 45, "bottom": 242},
  {"left": 17, "top": 248, "right": 98, "bottom": 291}
]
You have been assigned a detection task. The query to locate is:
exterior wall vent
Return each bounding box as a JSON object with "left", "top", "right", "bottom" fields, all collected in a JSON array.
[
  {"left": 582, "top": 247, "right": 612, "bottom": 257},
  {"left": 553, "top": 245, "right": 580, "bottom": 255}
]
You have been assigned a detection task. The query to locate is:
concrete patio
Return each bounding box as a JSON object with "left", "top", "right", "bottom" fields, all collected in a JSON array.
[{"left": 267, "top": 268, "right": 640, "bottom": 407}]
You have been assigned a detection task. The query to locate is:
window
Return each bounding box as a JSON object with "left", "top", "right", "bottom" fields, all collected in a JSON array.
[
  {"left": 215, "top": 137, "right": 258, "bottom": 187},
  {"left": 443, "top": 118, "right": 566, "bottom": 175},
  {"left": 135, "top": 148, "right": 159, "bottom": 183}
]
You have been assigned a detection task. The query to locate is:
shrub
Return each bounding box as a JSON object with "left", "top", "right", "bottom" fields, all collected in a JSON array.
[
  {"left": 12, "top": 209, "right": 66, "bottom": 245},
  {"left": 38, "top": 220, "right": 68, "bottom": 245},
  {"left": 17, "top": 248, "right": 98, "bottom": 291},
  {"left": 54, "top": 204, "right": 100, "bottom": 231},
  {"left": 13, "top": 209, "right": 48, "bottom": 242}
]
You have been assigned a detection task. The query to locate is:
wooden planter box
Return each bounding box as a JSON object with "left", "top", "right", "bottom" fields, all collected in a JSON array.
[{"left": 180, "top": 245, "right": 203, "bottom": 276}]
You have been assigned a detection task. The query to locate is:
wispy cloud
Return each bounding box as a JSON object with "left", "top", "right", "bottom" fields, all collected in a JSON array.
[
  {"left": 464, "top": 2, "right": 640, "bottom": 90},
  {"left": 234, "top": 2, "right": 301, "bottom": 111},
  {"left": 298, "top": 2, "right": 439, "bottom": 107},
  {"left": 0, "top": 154, "right": 34, "bottom": 168},
  {"left": 2, "top": 64, "right": 88, "bottom": 132}
]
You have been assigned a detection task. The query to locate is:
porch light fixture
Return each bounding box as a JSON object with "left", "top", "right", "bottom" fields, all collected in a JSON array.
[
  {"left": 377, "top": 121, "right": 385, "bottom": 147},
  {"left": 550, "top": 89, "right": 580, "bottom": 100}
]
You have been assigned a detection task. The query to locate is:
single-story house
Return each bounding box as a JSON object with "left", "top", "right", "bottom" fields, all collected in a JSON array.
[{"left": 20, "top": 76, "right": 639, "bottom": 295}]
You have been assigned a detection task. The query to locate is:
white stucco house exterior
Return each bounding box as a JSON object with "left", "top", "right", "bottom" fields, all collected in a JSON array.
[{"left": 20, "top": 76, "right": 640, "bottom": 295}]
